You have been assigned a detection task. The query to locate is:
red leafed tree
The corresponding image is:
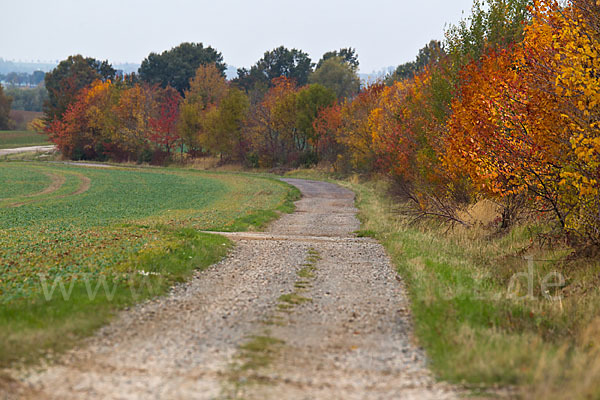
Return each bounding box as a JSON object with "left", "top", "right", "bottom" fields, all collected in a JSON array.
[
  {"left": 45, "top": 100, "right": 88, "bottom": 159},
  {"left": 46, "top": 80, "right": 115, "bottom": 160},
  {"left": 313, "top": 104, "right": 342, "bottom": 163},
  {"left": 149, "top": 86, "right": 182, "bottom": 155}
]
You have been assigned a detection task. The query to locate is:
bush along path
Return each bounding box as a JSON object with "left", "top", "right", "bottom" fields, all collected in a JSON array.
[{"left": 6, "top": 178, "right": 456, "bottom": 399}]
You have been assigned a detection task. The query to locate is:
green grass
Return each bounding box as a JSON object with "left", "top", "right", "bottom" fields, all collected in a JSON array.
[
  {"left": 0, "top": 162, "right": 298, "bottom": 367},
  {"left": 0, "top": 228, "right": 230, "bottom": 365},
  {"left": 278, "top": 293, "right": 311, "bottom": 306},
  {"left": 0, "top": 130, "right": 50, "bottom": 149},
  {"left": 284, "top": 169, "right": 600, "bottom": 399},
  {"left": 354, "top": 229, "right": 377, "bottom": 238},
  {"left": 224, "top": 332, "right": 285, "bottom": 396},
  {"left": 297, "top": 266, "right": 315, "bottom": 279},
  {"left": 237, "top": 335, "right": 285, "bottom": 371},
  {"left": 276, "top": 248, "right": 319, "bottom": 312},
  {"left": 215, "top": 183, "right": 301, "bottom": 232}
]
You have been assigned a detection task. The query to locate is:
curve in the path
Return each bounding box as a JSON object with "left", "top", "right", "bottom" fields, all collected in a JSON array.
[
  {"left": 8, "top": 178, "right": 456, "bottom": 400},
  {"left": 0, "top": 170, "right": 66, "bottom": 207}
]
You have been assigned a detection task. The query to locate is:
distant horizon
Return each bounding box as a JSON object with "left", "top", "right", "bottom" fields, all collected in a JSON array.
[
  {"left": 2, "top": 0, "right": 474, "bottom": 75},
  {"left": 0, "top": 57, "right": 398, "bottom": 80},
  {"left": 0, "top": 51, "right": 431, "bottom": 76}
]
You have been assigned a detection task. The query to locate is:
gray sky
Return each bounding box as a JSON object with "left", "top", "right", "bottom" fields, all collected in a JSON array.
[{"left": 2, "top": 0, "right": 475, "bottom": 73}]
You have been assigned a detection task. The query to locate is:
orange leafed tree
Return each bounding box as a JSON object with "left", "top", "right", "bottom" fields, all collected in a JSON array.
[
  {"left": 369, "top": 80, "right": 418, "bottom": 182},
  {"left": 369, "top": 69, "right": 448, "bottom": 185},
  {"left": 336, "top": 83, "right": 385, "bottom": 172},
  {"left": 444, "top": 0, "right": 600, "bottom": 241},
  {"left": 369, "top": 65, "right": 469, "bottom": 219},
  {"left": 112, "top": 83, "right": 156, "bottom": 158},
  {"left": 47, "top": 80, "right": 116, "bottom": 160}
]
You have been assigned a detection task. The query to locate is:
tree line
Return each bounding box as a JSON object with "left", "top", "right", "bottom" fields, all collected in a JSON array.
[
  {"left": 0, "top": 71, "right": 45, "bottom": 87},
  {"left": 41, "top": 0, "right": 600, "bottom": 249},
  {"left": 42, "top": 43, "right": 359, "bottom": 165}
]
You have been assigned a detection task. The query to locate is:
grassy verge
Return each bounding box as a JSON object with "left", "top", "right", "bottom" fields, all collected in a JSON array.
[
  {"left": 213, "top": 179, "right": 301, "bottom": 232},
  {"left": 0, "top": 228, "right": 230, "bottom": 366},
  {"left": 285, "top": 169, "right": 600, "bottom": 399}
]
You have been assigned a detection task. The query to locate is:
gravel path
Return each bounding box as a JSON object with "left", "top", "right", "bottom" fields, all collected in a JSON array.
[
  {"left": 6, "top": 178, "right": 456, "bottom": 399},
  {"left": 0, "top": 145, "right": 55, "bottom": 156}
]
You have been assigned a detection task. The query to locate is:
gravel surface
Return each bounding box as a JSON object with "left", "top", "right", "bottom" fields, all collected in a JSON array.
[
  {"left": 5, "top": 178, "right": 456, "bottom": 399},
  {"left": 0, "top": 145, "right": 55, "bottom": 156}
]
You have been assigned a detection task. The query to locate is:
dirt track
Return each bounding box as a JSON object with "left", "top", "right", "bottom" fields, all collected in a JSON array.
[
  {"left": 7, "top": 178, "right": 456, "bottom": 399},
  {"left": 0, "top": 145, "right": 55, "bottom": 156}
]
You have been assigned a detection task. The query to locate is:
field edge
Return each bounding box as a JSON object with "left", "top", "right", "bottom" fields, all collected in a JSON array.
[{"left": 0, "top": 168, "right": 300, "bottom": 369}]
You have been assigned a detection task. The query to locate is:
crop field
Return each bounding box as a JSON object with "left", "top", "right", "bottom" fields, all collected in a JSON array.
[
  {"left": 0, "top": 130, "right": 51, "bottom": 149},
  {"left": 0, "top": 162, "right": 298, "bottom": 365}
]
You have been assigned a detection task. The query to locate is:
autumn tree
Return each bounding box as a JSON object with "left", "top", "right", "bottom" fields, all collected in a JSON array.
[
  {"left": 336, "top": 83, "right": 385, "bottom": 171},
  {"left": 526, "top": 0, "right": 600, "bottom": 244},
  {"left": 177, "top": 102, "right": 203, "bottom": 155},
  {"left": 370, "top": 80, "right": 419, "bottom": 183},
  {"left": 178, "top": 64, "right": 229, "bottom": 154},
  {"left": 247, "top": 77, "right": 300, "bottom": 166},
  {"left": 185, "top": 64, "right": 228, "bottom": 108},
  {"left": 47, "top": 80, "right": 116, "bottom": 160},
  {"left": 44, "top": 55, "right": 115, "bottom": 122},
  {"left": 444, "top": 0, "right": 600, "bottom": 240},
  {"left": 444, "top": 49, "right": 544, "bottom": 197},
  {"left": 296, "top": 84, "right": 336, "bottom": 159},
  {"left": 313, "top": 104, "right": 343, "bottom": 163},
  {"left": 202, "top": 88, "right": 249, "bottom": 160},
  {"left": 47, "top": 79, "right": 180, "bottom": 162},
  {"left": 149, "top": 86, "right": 182, "bottom": 156},
  {"left": 112, "top": 83, "right": 156, "bottom": 160}
]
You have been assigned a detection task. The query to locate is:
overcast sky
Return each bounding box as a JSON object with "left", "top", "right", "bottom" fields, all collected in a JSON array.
[{"left": 2, "top": 0, "right": 475, "bottom": 73}]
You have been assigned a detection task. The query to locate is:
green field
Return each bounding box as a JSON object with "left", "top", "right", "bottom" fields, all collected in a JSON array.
[
  {"left": 0, "top": 130, "right": 51, "bottom": 149},
  {"left": 0, "top": 162, "right": 299, "bottom": 366}
]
